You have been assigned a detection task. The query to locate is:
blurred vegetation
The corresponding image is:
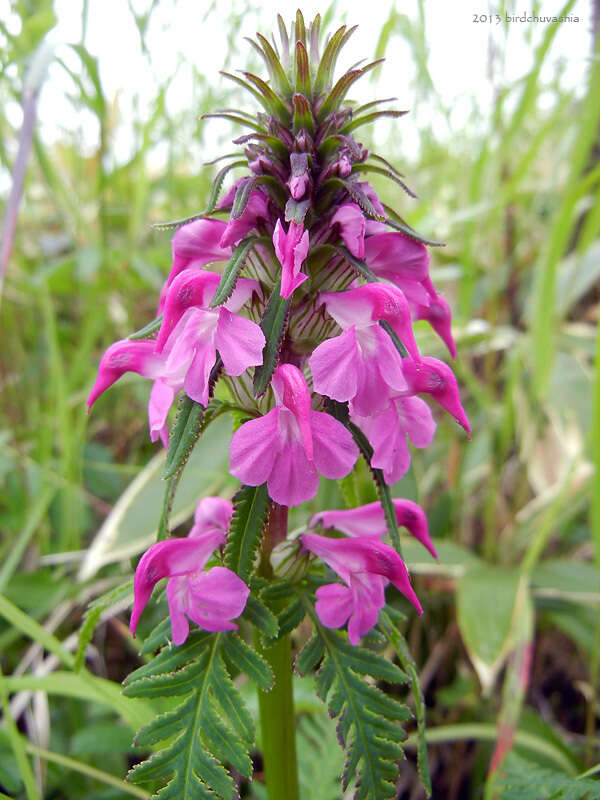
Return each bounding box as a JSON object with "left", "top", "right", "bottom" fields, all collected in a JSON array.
[{"left": 0, "top": 1, "right": 599, "bottom": 798}]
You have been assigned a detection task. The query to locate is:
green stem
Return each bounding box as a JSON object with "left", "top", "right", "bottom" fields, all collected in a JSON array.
[
  {"left": 256, "top": 633, "right": 299, "bottom": 800},
  {"left": 256, "top": 503, "right": 299, "bottom": 800}
]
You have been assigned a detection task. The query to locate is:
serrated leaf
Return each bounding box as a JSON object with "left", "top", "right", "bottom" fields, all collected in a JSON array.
[
  {"left": 164, "top": 395, "right": 204, "bottom": 479},
  {"left": 342, "top": 109, "right": 408, "bottom": 135},
  {"left": 252, "top": 33, "right": 293, "bottom": 95},
  {"left": 222, "top": 633, "right": 273, "bottom": 690},
  {"left": 243, "top": 71, "right": 291, "bottom": 123},
  {"left": 301, "top": 596, "right": 411, "bottom": 800},
  {"left": 276, "top": 598, "right": 305, "bottom": 638},
  {"left": 223, "top": 484, "right": 271, "bottom": 582},
  {"left": 202, "top": 111, "right": 263, "bottom": 133},
  {"left": 210, "top": 236, "right": 259, "bottom": 308},
  {"left": 295, "top": 634, "right": 325, "bottom": 676},
  {"left": 253, "top": 283, "right": 290, "bottom": 396},
  {"left": 321, "top": 178, "right": 385, "bottom": 221},
  {"left": 353, "top": 162, "right": 416, "bottom": 198},
  {"left": 205, "top": 159, "right": 248, "bottom": 214},
  {"left": 231, "top": 176, "right": 256, "bottom": 219},
  {"left": 126, "top": 633, "right": 255, "bottom": 800},
  {"left": 242, "top": 595, "right": 279, "bottom": 638}
]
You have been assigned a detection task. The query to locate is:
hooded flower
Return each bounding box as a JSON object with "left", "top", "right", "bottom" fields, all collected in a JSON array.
[
  {"left": 155, "top": 268, "right": 265, "bottom": 406},
  {"left": 166, "top": 218, "right": 231, "bottom": 288},
  {"left": 273, "top": 219, "right": 310, "bottom": 298},
  {"left": 412, "top": 292, "right": 457, "bottom": 359},
  {"left": 229, "top": 363, "right": 358, "bottom": 506},
  {"left": 309, "top": 283, "right": 419, "bottom": 415},
  {"left": 310, "top": 499, "right": 436, "bottom": 558},
  {"left": 331, "top": 202, "right": 365, "bottom": 259},
  {"left": 352, "top": 395, "right": 437, "bottom": 484},
  {"left": 86, "top": 339, "right": 186, "bottom": 447},
  {"left": 402, "top": 356, "right": 470, "bottom": 434},
  {"left": 130, "top": 497, "right": 248, "bottom": 645},
  {"left": 301, "top": 532, "right": 422, "bottom": 644},
  {"left": 219, "top": 189, "right": 270, "bottom": 248}
]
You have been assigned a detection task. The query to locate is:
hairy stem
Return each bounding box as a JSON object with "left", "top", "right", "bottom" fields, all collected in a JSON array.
[{"left": 256, "top": 504, "right": 299, "bottom": 800}]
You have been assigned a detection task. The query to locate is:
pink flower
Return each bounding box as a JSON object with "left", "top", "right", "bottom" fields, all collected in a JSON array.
[
  {"left": 86, "top": 339, "right": 186, "bottom": 447},
  {"left": 189, "top": 496, "right": 233, "bottom": 539},
  {"left": 331, "top": 202, "right": 365, "bottom": 259},
  {"left": 310, "top": 499, "right": 437, "bottom": 558},
  {"left": 352, "top": 396, "right": 436, "bottom": 484},
  {"left": 219, "top": 189, "right": 270, "bottom": 248},
  {"left": 301, "top": 532, "right": 422, "bottom": 644},
  {"left": 155, "top": 269, "right": 265, "bottom": 406},
  {"left": 308, "top": 283, "right": 419, "bottom": 415},
  {"left": 229, "top": 364, "right": 358, "bottom": 506},
  {"left": 402, "top": 356, "right": 470, "bottom": 434},
  {"left": 359, "top": 182, "right": 387, "bottom": 234},
  {"left": 273, "top": 219, "right": 310, "bottom": 298},
  {"left": 412, "top": 292, "right": 457, "bottom": 359},
  {"left": 166, "top": 218, "right": 231, "bottom": 288},
  {"left": 365, "top": 231, "right": 431, "bottom": 286},
  {"left": 130, "top": 497, "right": 248, "bottom": 645},
  {"left": 288, "top": 152, "right": 310, "bottom": 200}
]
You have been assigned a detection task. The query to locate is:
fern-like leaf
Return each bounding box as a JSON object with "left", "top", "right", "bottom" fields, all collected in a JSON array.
[
  {"left": 299, "top": 596, "right": 411, "bottom": 800},
  {"left": 124, "top": 631, "right": 270, "bottom": 800},
  {"left": 495, "top": 754, "right": 600, "bottom": 800}
]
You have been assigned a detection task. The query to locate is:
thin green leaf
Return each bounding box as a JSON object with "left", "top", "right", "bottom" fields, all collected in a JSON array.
[
  {"left": 164, "top": 395, "right": 204, "bottom": 479},
  {"left": 223, "top": 483, "right": 271, "bottom": 582},
  {"left": 253, "top": 283, "right": 291, "bottom": 396},
  {"left": 210, "top": 236, "right": 259, "bottom": 308}
]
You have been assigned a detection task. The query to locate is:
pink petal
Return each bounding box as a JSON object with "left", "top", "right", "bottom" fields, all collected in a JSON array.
[
  {"left": 182, "top": 335, "right": 218, "bottom": 406},
  {"left": 267, "top": 434, "right": 320, "bottom": 506},
  {"left": 168, "top": 218, "right": 231, "bottom": 286},
  {"left": 413, "top": 293, "right": 457, "bottom": 359},
  {"left": 395, "top": 396, "right": 436, "bottom": 449},
  {"left": 347, "top": 586, "right": 381, "bottom": 646},
  {"left": 130, "top": 533, "right": 223, "bottom": 636},
  {"left": 332, "top": 202, "right": 365, "bottom": 259},
  {"left": 215, "top": 308, "right": 265, "bottom": 376},
  {"left": 271, "top": 364, "right": 314, "bottom": 460},
  {"left": 309, "top": 327, "right": 360, "bottom": 403},
  {"left": 229, "top": 408, "right": 280, "bottom": 487},
  {"left": 365, "top": 232, "right": 430, "bottom": 284},
  {"left": 166, "top": 576, "right": 191, "bottom": 645},
  {"left": 223, "top": 277, "right": 261, "bottom": 313},
  {"left": 358, "top": 182, "right": 386, "bottom": 218},
  {"left": 402, "top": 356, "right": 470, "bottom": 435},
  {"left": 310, "top": 410, "right": 359, "bottom": 479},
  {"left": 148, "top": 379, "right": 175, "bottom": 447},
  {"left": 362, "top": 545, "right": 422, "bottom": 615},
  {"left": 273, "top": 219, "right": 309, "bottom": 299},
  {"left": 220, "top": 190, "right": 270, "bottom": 248},
  {"left": 185, "top": 567, "right": 249, "bottom": 631},
  {"left": 353, "top": 404, "right": 412, "bottom": 484},
  {"left": 190, "top": 497, "right": 233, "bottom": 540},
  {"left": 314, "top": 583, "right": 353, "bottom": 629},
  {"left": 156, "top": 270, "right": 221, "bottom": 352},
  {"left": 87, "top": 340, "right": 164, "bottom": 410},
  {"left": 393, "top": 499, "right": 437, "bottom": 558}
]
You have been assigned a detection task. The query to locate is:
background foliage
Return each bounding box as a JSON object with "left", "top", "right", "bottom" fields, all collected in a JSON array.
[{"left": 1, "top": 0, "right": 599, "bottom": 797}]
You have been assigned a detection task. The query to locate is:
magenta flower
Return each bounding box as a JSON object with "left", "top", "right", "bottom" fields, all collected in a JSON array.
[
  {"left": 352, "top": 396, "right": 436, "bottom": 484},
  {"left": 412, "top": 292, "right": 457, "bottom": 359},
  {"left": 155, "top": 269, "right": 265, "bottom": 406},
  {"left": 166, "top": 218, "right": 231, "bottom": 288},
  {"left": 331, "top": 202, "right": 365, "bottom": 258},
  {"left": 310, "top": 499, "right": 437, "bottom": 558},
  {"left": 288, "top": 152, "right": 310, "bottom": 200},
  {"left": 273, "top": 219, "right": 310, "bottom": 299},
  {"left": 301, "top": 532, "right": 422, "bottom": 644},
  {"left": 402, "top": 356, "right": 470, "bottom": 434},
  {"left": 130, "top": 497, "right": 248, "bottom": 645},
  {"left": 229, "top": 363, "right": 358, "bottom": 506},
  {"left": 219, "top": 189, "right": 270, "bottom": 248},
  {"left": 365, "top": 231, "right": 430, "bottom": 285},
  {"left": 86, "top": 339, "right": 185, "bottom": 447},
  {"left": 308, "top": 283, "right": 419, "bottom": 415}
]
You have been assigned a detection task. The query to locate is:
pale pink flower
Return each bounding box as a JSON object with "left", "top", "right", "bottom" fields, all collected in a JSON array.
[
  {"left": 130, "top": 497, "right": 248, "bottom": 645},
  {"left": 229, "top": 364, "right": 358, "bottom": 506},
  {"left": 272, "top": 219, "right": 310, "bottom": 298},
  {"left": 301, "top": 532, "right": 422, "bottom": 644},
  {"left": 352, "top": 395, "right": 436, "bottom": 484},
  {"left": 310, "top": 499, "right": 436, "bottom": 558},
  {"left": 308, "top": 283, "right": 419, "bottom": 415},
  {"left": 331, "top": 202, "right": 365, "bottom": 258}
]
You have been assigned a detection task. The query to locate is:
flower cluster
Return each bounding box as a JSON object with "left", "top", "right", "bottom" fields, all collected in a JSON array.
[{"left": 88, "top": 14, "right": 469, "bottom": 645}]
